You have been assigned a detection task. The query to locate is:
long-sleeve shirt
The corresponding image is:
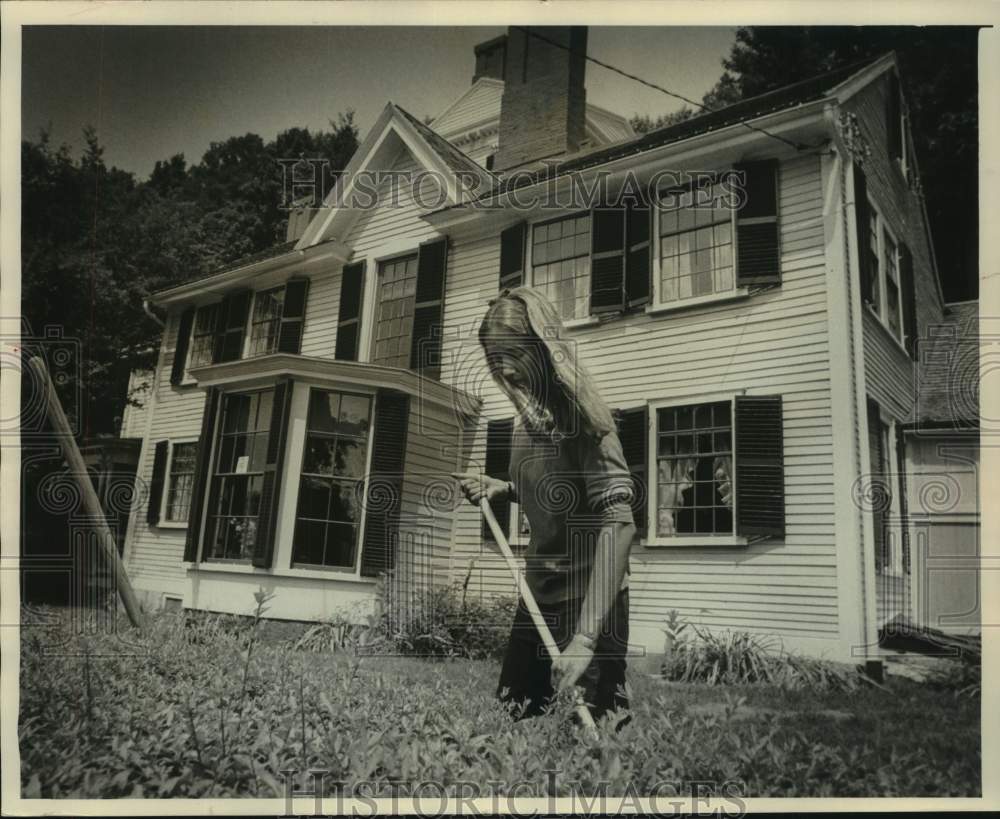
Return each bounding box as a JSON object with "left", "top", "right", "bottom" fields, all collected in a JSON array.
[{"left": 508, "top": 420, "right": 635, "bottom": 604}]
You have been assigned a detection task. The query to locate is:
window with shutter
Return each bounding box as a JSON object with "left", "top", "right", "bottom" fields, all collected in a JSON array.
[
  {"left": 188, "top": 304, "right": 220, "bottom": 371},
  {"left": 202, "top": 388, "right": 275, "bottom": 561},
  {"left": 499, "top": 222, "right": 526, "bottom": 291},
  {"left": 292, "top": 388, "right": 374, "bottom": 570},
  {"left": 656, "top": 176, "right": 739, "bottom": 305},
  {"left": 170, "top": 309, "right": 195, "bottom": 386},
  {"left": 734, "top": 160, "right": 780, "bottom": 288},
  {"left": 147, "top": 440, "right": 169, "bottom": 526},
  {"left": 360, "top": 390, "right": 409, "bottom": 577},
  {"left": 184, "top": 388, "right": 221, "bottom": 562},
  {"left": 614, "top": 406, "right": 648, "bottom": 539},
  {"left": 734, "top": 395, "right": 785, "bottom": 539},
  {"left": 482, "top": 417, "right": 514, "bottom": 543},
  {"left": 335, "top": 261, "right": 366, "bottom": 361},
  {"left": 253, "top": 378, "right": 295, "bottom": 568},
  {"left": 531, "top": 213, "right": 591, "bottom": 320},
  {"left": 410, "top": 237, "right": 448, "bottom": 379},
  {"left": 162, "top": 441, "right": 198, "bottom": 524},
  {"left": 277, "top": 279, "right": 310, "bottom": 355},
  {"left": 372, "top": 254, "right": 418, "bottom": 369},
  {"left": 213, "top": 290, "right": 252, "bottom": 363}
]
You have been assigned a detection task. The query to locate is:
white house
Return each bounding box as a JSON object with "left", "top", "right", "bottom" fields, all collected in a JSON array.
[{"left": 122, "top": 27, "right": 978, "bottom": 670}]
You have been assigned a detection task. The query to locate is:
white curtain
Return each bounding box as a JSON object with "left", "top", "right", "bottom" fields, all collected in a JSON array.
[{"left": 657, "top": 457, "right": 696, "bottom": 535}]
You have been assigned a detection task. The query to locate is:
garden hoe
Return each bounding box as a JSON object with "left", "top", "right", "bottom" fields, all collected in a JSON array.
[{"left": 477, "top": 498, "right": 600, "bottom": 739}]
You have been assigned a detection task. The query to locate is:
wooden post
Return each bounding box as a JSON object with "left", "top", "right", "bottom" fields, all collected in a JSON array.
[{"left": 28, "top": 356, "right": 145, "bottom": 630}]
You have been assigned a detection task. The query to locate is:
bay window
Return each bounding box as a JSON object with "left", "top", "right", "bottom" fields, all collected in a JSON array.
[
  {"left": 291, "top": 389, "right": 373, "bottom": 569},
  {"left": 203, "top": 389, "right": 273, "bottom": 560}
]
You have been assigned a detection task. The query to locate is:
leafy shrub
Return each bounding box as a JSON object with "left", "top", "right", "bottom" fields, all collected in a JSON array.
[
  {"left": 19, "top": 596, "right": 980, "bottom": 799},
  {"left": 660, "top": 611, "right": 862, "bottom": 693}
]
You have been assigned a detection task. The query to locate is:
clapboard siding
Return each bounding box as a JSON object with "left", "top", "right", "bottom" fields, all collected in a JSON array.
[
  {"left": 843, "top": 74, "right": 943, "bottom": 423},
  {"left": 123, "top": 311, "right": 207, "bottom": 596},
  {"left": 432, "top": 79, "right": 505, "bottom": 138},
  {"left": 441, "top": 153, "right": 844, "bottom": 640}
]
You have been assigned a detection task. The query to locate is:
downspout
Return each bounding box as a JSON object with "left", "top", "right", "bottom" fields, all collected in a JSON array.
[{"left": 142, "top": 298, "right": 165, "bottom": 328}]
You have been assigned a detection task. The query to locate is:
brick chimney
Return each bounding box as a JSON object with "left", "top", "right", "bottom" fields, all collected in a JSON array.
[
  {"left": 473, "top": 34, "right": 507, "bottom": 83},
  {"left": 494, "top": 26, "right": 588, "bottom": 172}
]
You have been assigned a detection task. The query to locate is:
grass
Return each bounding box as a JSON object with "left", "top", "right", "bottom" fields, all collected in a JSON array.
[{"left": 18, "top": 601, "right": 980, "bottom": 799}]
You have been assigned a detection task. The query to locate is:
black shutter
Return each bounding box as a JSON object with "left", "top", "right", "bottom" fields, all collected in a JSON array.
[
  {"left": 213, "top": 290, "right": 252, "bottom": 363},
  {"left": 252, "top": 378, "right": 294, "bottom": 568},
  {"left": 170, "top": 308, "right": 195, "bottom": 386},
  {"left": 867, "top": 398, "right": 887, "bottom": 573},
  {"left": 734, "top": 395, "right": 785, "bottom": 539},
  {"left": 499, "top": 222, "right": 526, "bottom": 290},
  {"left": 482, "top": 417, "right": 513, "bottom": 542},
  {"left": 360, "top": 390, "right": 410, "bottom": 577},
  {"left": 853, "top": 163, "right": 872, "bottom": 306},
  {"left": 899, "top": 242, "right": 918, "bottom": 360},
  {"left": 894, "top": 424, "right": 911, "bottom": 575},
  {"left": 147, "top": 440, "right": 169, "bottom": 526},
  {"left": 335, "top": 261, "right": 366, "bottom": 361},
  {"left": 614, "top": 406, "right": 648, "bottom": 539},
  {"left": 410, "top": 237, "right": 448, "bottom": 378},
  {"left": 734, "top": 160, "right": 780, "bottom": 287},
  {"left": 625, "top": 201, "right": 651, "bottom": 310},
  {"left": 590, "top": 207, "right": 626, "bottom": 313},
  {"left": 887, "top": 73, "right": 903, "bottom": 161},
  {"left": 277, "top": 278, "right": 309, "bottom": 354},
  {"left": 183, "top": 388, "right": 221, "bottom": 561}
]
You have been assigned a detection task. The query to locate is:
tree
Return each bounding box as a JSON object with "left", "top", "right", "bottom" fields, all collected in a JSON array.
[
  {"left": 707, "top": 26, "right": 979, "bottom": 301},
  {"left": 21, "top": 113, "right": 360, "bottom": 437}
]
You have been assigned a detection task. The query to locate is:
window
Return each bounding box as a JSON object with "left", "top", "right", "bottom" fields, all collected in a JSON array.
[
  {"left": 187, "top": 304, "right": 219, "bottom": 371},
  {"left": 292, "top": 389, "right": 373, "bottom": 569},
  {"left": 372, "top": 255, "right": 418, "bottom": 368},
  {"left": 203, "top": 389, "right": 274, "bottom": 561},
  {"left": 883, "top": 228, "right": 902, "bottom": 340},
  {"left": 247, "top": 286, "right": 285, "bottom": 357},
  {"left": 531, "top": 213, "right": 591, "bottom": 320},
  {"left": 163, "top": 441, "right": 198, "bottom": 523},
  {"left": 655, "top": 401, "right": 734, "bottom": 537},
  {"left": 658, "top": 181, "right": 735, "bottom": 303}
]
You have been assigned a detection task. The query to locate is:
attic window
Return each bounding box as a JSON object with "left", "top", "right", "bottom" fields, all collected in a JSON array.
[{"left": 485, "top": 153, "right": 496, "bottom": 171}]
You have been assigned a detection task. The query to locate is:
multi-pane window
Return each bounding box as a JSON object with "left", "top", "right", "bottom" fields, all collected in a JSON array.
[
  {"left": 372, "top": 255, "right": 418, "bottom": 368},
  {"left": 659, "top": 182, "right": 734, "bottom": 303},
  {"left": 866, "top": 209, "right": 881, "bottom": 312},
  {"left": 656, "top": 401, "right": 734, "bottom": 536},
  {"left": 164, "top": 442, "right": 198, "bottom": 522},
  {"left": 247, "top": 287, "right": 285, "bottom": 357},
  {"left": 883, "top": 228, "right": 902, "bottom": 340},
  {"left": 187, "top": 304, "right": 219, "bottom": 370},
  {"left": 292, "top": 390, "right": 372, "bottom": 569},
  {"left": 531, "top": 213, "right": 591, "bottom": 320},
  {"left": 204, "top": 390, "right": 273, "bottom": 560}
]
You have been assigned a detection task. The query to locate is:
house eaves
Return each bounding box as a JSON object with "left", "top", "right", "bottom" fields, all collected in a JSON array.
[{"left": 147, "top": 236, "right": 351, "bottom": 308}]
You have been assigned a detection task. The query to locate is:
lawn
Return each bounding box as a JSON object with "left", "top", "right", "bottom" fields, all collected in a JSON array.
[{"left": 17, "top": 602, "right": 980, "bottom": 799}]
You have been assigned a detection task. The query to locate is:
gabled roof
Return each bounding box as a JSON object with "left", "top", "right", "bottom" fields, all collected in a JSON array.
[{"left": 296, "top": 101, "right": 496, "bottom": 249}]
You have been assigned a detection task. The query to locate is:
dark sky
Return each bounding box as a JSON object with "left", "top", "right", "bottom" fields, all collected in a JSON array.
[{"left": 21, "top": 25, "right": 737, "bottom": 179}]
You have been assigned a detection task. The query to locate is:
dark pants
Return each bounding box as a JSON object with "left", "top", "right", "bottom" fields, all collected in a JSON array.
[{"left": 496, "top": 588, "right": 630, "bottom": 724}]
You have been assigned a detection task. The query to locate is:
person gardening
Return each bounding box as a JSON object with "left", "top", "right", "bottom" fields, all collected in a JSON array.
[{"left": 454, "top": 287, "right": 637, "bottom": 725}]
